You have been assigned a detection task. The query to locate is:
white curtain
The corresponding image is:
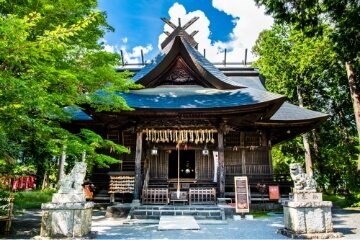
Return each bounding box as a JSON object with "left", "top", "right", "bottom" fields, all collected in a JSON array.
[{"left": 213, "top": 151, "right": 218, "bottom": 182}]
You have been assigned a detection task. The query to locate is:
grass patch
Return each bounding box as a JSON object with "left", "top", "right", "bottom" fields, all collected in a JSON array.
[
  {"left": 251, "top": 211, "right": 270, "bottom": 218},
  {"left": 323, "top": 194, "right": 360, "bottom": 208},
  {"left": 249, "top": 210, "right": 283, "bottom": 218},
  {"left": 13, "top": 189, "right": 56, "bottom": 209}
]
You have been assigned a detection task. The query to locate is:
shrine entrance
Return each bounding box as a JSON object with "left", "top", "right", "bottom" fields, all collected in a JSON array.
[{"left": 168, "top": 150, "right": 195, "bottom": 179}]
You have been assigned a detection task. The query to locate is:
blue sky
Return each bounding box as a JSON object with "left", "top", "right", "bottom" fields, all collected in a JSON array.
[{"left": 97, "top": 0, "right": 273, "bottom": 64}]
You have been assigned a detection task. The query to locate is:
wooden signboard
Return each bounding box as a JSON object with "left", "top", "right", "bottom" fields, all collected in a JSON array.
[
  {"left": 269, "top": 185, "right": 280, "bottom": 200},
  {"left": 234, "top": 176, "right": 250, "bottom": 213}
]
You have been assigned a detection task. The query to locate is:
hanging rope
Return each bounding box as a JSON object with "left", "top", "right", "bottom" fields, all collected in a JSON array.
[
  {"left": 143, "top": 128, "right": 217, "bottom": 144},
  {"left": 177, "top": 141, "right": 180, "bottom": 199}
]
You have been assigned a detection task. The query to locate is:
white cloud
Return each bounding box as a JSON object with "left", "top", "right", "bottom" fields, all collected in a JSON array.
[
  {"left": 122, "top": 37, "right": 128, "bottom": 43},
  {"left": 121, "top": 44, "right": 154, "bottom": 64},
  {"left": 158, "top": 0, "right": 273, "bottom": 64},
  {"left": 100, "top": 37, "right": 153, "bottom": 64},
  {"left": 212, "top": 0, "right": 273, "bottom": 62},
  {"left": 103, "top": 44, "right": 117, "bottom": 53}
]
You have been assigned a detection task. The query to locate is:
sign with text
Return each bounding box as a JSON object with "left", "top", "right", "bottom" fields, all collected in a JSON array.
[
  {"left": 269, "top": 185, "right": 280, "bottom": 200},
  {"left": 234, "top": 176, "right": 249, "bottom": 213}
]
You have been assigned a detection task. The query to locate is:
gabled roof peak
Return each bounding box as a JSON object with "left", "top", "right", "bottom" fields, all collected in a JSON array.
[{"left": 160, "top": 17, "right": 199, "bottom": 50}]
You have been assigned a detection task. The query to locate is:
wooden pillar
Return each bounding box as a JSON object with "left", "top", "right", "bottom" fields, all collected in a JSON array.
[
  {"left": 268, "top": 139, "right": 273, "bottom": 174},
  {"left": 262, "top": 130, "right": 273, "bottom": 174},
  {"left": 217, "top": 125, "right": 225, "bottom": 198},
  {"left": 133, "top": 128, "right": 143, "bottom": 200},
  {"left": 240, "top": 132, "right": 246, "bottom": 174}
]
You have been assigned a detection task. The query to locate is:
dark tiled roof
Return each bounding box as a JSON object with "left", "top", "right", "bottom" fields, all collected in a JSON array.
[
  {"left": 181, "top": 38, "right": 245, "bottom": 88},
  {"left": 227, "top": 76, "right": 266, "bottom": 90},
  {"left": 270, "top": 102, "right": 328, "bottom": 121},
  {"left": 132, "top": 39, "right": 174, "bottom": 82},
  {"left": 132, "top": 36, "right": 245, "bottom": 89},
  {"left": 115, "top": 86, "right": 283, "bottom": 109}
]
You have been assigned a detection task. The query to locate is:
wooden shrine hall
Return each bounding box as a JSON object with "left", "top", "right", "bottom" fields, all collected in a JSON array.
[{"left": 65, "top": 17, "right": 328, "bottom": 205}]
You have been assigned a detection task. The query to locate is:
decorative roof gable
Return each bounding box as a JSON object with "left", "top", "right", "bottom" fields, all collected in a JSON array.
[
  {"left": 161, "top": 57, "right": 199, "bottom": 86},
  {"left": 133, "top": 36, "right": 244, "bottom": 89}
]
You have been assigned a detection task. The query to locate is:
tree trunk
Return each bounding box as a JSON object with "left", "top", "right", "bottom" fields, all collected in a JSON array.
[
  {"left": 297, "top": 81, "right": 313, "bottom": 177},
  {"left": 345, "top": 61, "right": 360, "bottom": 170},
  {"left": 312, "top": 129, "right": 319, "bottom": 157},
  {"left": 42, "top": 173, "right": 49, "bottom": 190}
]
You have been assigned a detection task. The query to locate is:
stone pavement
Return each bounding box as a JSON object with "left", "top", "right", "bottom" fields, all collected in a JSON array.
[
  {"left": 1, "top": 207, "right": 359, "bottom": 239},
  {"left": 90, "top": 207, "right": 360, "bottom": 239},
  {"left": 91, "top": 212, "right": 287, "bottom": 239}
]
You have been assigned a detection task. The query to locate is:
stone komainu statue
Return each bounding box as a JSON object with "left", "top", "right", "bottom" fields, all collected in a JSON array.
[
  {"left": 58, "top": 162, "right": 87, "bottom": 193},
  {"left": 289, "top": 163, "right": 317, "bottom": 191}
]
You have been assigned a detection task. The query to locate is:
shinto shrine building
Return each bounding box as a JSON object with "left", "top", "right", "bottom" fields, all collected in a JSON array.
[{"left": 65, "top": 17, "right": 328, "bottom": 205}]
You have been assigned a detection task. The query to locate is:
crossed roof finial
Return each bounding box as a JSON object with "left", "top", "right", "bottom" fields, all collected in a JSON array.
[
  {"left": 160, "top": 17, "right": 200, "bottom": 49},
  {"left": 161, "top": 17, "right": 199, "bottom": 37}
]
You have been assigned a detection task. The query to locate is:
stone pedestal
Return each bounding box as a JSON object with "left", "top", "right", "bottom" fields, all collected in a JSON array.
[
  {"left": 279, "top": 194, "right": 343, "bottom": 238},
  {"left": 51, "top": 192, "right": 86, "bottom": 203},
  {"left": 40, "top": 201, "right": 94, "bottom": 238},
  {"left": 284, "top": 200, "right": 333, "bottom": 233}
]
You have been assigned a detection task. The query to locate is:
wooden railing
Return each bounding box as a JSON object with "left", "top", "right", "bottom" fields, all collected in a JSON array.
[
  {"left": 189, "top": 188, "right": 216, "bottom": 205},
  {"left": 141, "top": 188, "right": 169, "bottom": 205},
  {"left": 226, "top": 173, "right": 292, "bottom": 185},
  {"left": 0, "top": 193, "right": 14, "bottom": 234},
  {"left": 141, "top": 187, "right": 217, "bottom": 205}
]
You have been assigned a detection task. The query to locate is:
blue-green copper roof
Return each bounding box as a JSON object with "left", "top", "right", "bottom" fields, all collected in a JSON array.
[
  {"left": 115, "top": 86, "right": 284, "bottom": 109},
  {"left": 64, "top": 106, "right": 92, "bottom": 120},
  {"left": 270, "top": 102, "right": 328, "bottom": 121}
]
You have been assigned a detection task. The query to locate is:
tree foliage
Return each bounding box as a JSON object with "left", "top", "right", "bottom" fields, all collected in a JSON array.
[
  {"left": 253, "top": 20, "right": 360, "bottom": 192},
  {"left": 0, "top": 0, "right": 142, "bottom": 183},
  {"left": 255, "top": 0, "right": 360, "bottom": 171}
]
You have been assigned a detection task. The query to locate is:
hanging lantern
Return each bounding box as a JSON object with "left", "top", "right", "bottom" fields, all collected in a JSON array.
[
  {"left": 151, "top": 146, "right": 158, "bottom": 155},
  {"left": 202, "top": 145, "right": 209, "bottom": 156}
]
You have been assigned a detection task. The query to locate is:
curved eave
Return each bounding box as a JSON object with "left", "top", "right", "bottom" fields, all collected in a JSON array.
[
  {"left": 255, "top": 102, "right": 329, "bottom": 145},
  {"left": 256, "top": 102, "right": 329, "bottom": 128},
  {"left": 132, "top": 36, "right": 245, "bottom": 89},
  {"left": 267, "top": 118, "right": 327, "bottom": 146},
  {"left": 269, "top": 102, "right": 329, "bottom": 121},
  {"left": 115, "top": 87, "right": 285, "bottom": 111},
  {"left": 125, "top": 101, "right": 280, "bottom": 117}
]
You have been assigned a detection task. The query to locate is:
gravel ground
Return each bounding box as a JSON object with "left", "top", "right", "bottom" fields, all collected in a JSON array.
[{"left": 1, "top": 207, "right": 359, "bottom": 239}]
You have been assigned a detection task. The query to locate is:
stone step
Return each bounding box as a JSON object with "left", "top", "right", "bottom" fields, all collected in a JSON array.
[{"left": 129, "top": 206, "right": 224, "bottom": 220}]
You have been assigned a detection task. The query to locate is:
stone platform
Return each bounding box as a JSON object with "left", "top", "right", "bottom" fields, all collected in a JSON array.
[
  {"left": 278, "top": 228, "right": 343, "bottom": 239},
  {"left": 158, "top": 216, "right": 200, "bottom": 230},
  {"left": 40, "top": 201, "right": 94, "bottom": 238},
  {"left": 284, "top": 201, "right": 333, "bottom": 233},
  {"left": 106, "top": 203, "right": 226, "bottom": 220},
  {"left": 282, "top": 200, "right": 343, "bottom": 238}
]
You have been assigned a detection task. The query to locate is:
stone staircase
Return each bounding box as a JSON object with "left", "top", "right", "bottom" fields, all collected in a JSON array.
[{"left": 128, "top": 205, "right": 225, "bottom": 220}]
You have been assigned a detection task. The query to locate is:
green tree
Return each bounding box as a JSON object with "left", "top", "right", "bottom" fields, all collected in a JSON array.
[
  {"left": 254, "top": 0, "right": 360, "bottom": 170},
  {"left": 0, "top": 0, "right": 142, "bottom": 185},
  {"left": 253, "top": 23, "right": 360, "bottom": 192}
]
